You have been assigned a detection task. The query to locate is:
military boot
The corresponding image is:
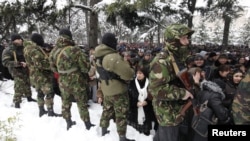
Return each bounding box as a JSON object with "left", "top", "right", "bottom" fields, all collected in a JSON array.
[
  {"left": 102, "top": 127, "right": 110, "bottom": 136},
  {"left": 66, "top": 119, "right": 76, "bottom": 130},
  {"left": 27, "top": 96, "right": 37, "bottom": 102},
  {"left": 48, "top": 108, "right": 62, "bottom": 117},
  {"left": 39, "top": 106, "right": 48, "bottom": 117},
  {"left": 84, "top": 121, "right": 95, "bottom": 130},
  {"left": 14, "top": 102, "right": 20, "bottom": 108},
  {"left": 119, "top": 136, "right": 135, "bottom": 141}
]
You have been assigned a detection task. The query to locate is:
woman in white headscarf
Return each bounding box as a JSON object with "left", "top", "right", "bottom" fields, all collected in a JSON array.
[{"left": 127, "top": 66, "right": 158, "bottom": 135}]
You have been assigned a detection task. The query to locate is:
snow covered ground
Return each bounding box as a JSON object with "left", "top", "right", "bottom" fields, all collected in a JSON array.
[{"left": 0, "top": 80, "right": 154, "bottom": 141}]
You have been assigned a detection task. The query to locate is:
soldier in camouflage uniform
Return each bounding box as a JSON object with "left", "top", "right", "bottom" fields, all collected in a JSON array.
[
  {"left": 2, "top": 34, "right": 36, "bottom": 108},
  {"left": 23, "top": 33, "right": 61, "bottom": 117},
  {"left": 232, "top": 68, "right": 250, "bottom": 125},
  {"left": 148, "top": 24, "right": 194, "bottom": 141},
  {"left": 49, "top": 28, "right": 94, "bottom": 130},
  {"left": 94, "top": 33, "right": 135, "bottom": 141}
]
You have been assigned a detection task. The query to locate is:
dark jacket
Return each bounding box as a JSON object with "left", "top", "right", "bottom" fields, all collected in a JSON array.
[
  {"left": 0, "top": 45, "right": 13, "bottom": 80},
  {"left": 224, "top": 80, "right": 238, "bottom": 109},
  {"left": 128, "top": 77, "right": 155, "bottom": 123},
  {"left": 2, "top": 43, "right": 27, "bottom": 78},
  {"left": 196, "top": 80, "right": 230, "bottom": 124}
]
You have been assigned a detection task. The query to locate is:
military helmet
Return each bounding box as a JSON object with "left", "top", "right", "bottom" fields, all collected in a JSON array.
[{"left": 164, "top": 23, "right": 194, "bottom": 41}]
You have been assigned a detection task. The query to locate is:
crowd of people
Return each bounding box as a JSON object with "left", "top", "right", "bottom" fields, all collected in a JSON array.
[{"left": 0, "top": 23, "right": 250, "bottom": 141}]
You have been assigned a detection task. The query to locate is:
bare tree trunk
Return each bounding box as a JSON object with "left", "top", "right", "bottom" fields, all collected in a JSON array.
[
  {"left": 12, "top": 16, "right": 17, "bottom": 33},
  {"left": 186, "top": 0, "right": 196, "bottom": 45},
  {"left": 222, "top": 15, "right": 231, "bottom": 48},
  {"left": 187, "top": 0, "right": 196, "bottom": 29},
  {"left": 85, "top": 12, "right": 89, "bottom": 46},
  {"left": 83, "top": 0, "right": 89, "bottom": 46},
  {"left": 157, "top": 24, "right": 160, "bottom": 45},
  {"left": 89, "top": 0, "right": 100, "bottom": 48}
]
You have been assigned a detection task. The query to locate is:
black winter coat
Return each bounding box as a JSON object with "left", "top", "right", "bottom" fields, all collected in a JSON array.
[
  {"left": 197, "top": 80, "right": 230, "bottom": 124},
  {"left": 127, "top": 78, "right": 155, "bottom": 124},
  {"left": 224, "top": 80, "right": 238, "bottom": 109}
]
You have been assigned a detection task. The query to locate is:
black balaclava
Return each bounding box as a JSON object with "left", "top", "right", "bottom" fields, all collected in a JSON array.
[
  {"left": 102, "top": 33, "right": 117, "bottom": 50},
  {"left": 31, "top": 33, "right": 44, "bottom": 47}
]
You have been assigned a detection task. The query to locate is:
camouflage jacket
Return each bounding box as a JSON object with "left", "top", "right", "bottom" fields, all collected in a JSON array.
[
  {"left": 49, "top": 36, "right": 90, "bottom": 91},
  {"left": 23, "top": 40, "right": 53, "bottom": 88},
  {"left": 148, "top": 43, "right": 187, "bottom": 126},
  {"left": 94, "top": 44, "right": 134, "bottom": 96},
  {"left": 232, "top": 68, "right": 250, "bottom": 125},
  {"left": 1, "top": 43, "right": 27, "bottom": 77}
]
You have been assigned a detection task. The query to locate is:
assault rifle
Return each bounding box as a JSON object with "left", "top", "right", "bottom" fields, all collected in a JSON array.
[{"left": 177, "top": 68, "right": 198, "bottom": 116}]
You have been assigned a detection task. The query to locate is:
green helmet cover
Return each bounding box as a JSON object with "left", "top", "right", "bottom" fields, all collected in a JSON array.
[{"left": 164, "top": 23, "right": 194, "bottom": 41}]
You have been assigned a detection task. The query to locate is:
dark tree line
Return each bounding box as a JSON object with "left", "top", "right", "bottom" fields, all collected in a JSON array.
[{"left": 0, "top": 0, "right": 245, "bottom": 47}]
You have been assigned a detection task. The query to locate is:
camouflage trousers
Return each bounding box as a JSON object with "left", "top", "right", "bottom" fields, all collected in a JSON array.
[
  {"left": 30, "top": 72, "right": 55, "bottom": 109},
  {"left": 60, "top": 88, "right": 90, "bottom": 122},
  {"left": 36, "top": 82, "right": 54, "bottom": 109},
  {"left": 100, "top": 92, "right": 129, "bottom": 136},
  {"left": 13, "top": 73, "right": 32, "bottom": 103}
]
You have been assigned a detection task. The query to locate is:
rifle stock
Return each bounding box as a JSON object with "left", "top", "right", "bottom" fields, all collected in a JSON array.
[{"left": 177, "top": 69, "right": 195, "bottom": 116}]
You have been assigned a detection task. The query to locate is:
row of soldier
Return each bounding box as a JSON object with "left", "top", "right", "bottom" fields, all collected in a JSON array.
[
  {"left": 1, "top": 23, "right": 250, "bottom": 141},
  {"left": 1, "top": 29, "right": 95, "bottom": 132},
  {"left": 1, "top": 29, "right": 140, "bottom": 141}
]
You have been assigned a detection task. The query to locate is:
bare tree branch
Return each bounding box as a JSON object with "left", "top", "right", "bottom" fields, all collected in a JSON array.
[{"left": 72, "top": 4, "right": 92, "bottom": 12}]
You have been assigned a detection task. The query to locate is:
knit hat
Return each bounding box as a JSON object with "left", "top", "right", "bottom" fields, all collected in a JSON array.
[
  {"left": 218, "top": 54, "right": 228, "bottom": 59},
  {"left": 208, "top": 52, "right": 217, "bottom": 58},
  {"left": 102, "top": 33, "right": 117, "bottom": 50},
  {"left": 194, "top": 54, "right": 204, "bottom": 60},
  {"left": 59, "top": 28, "right": 72, "bottom": 40},
  {"left": 31, "top": 33, "right": 44, "bottom": 47},
  {"left": 199, "top": 51, "right": 208, "bottom": 58},
  {"left": 145, "top": 50, "right": 151, "bottom": 55},
  {"left": 11, "top": 33, "right": 23, "bottom": 42}
]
